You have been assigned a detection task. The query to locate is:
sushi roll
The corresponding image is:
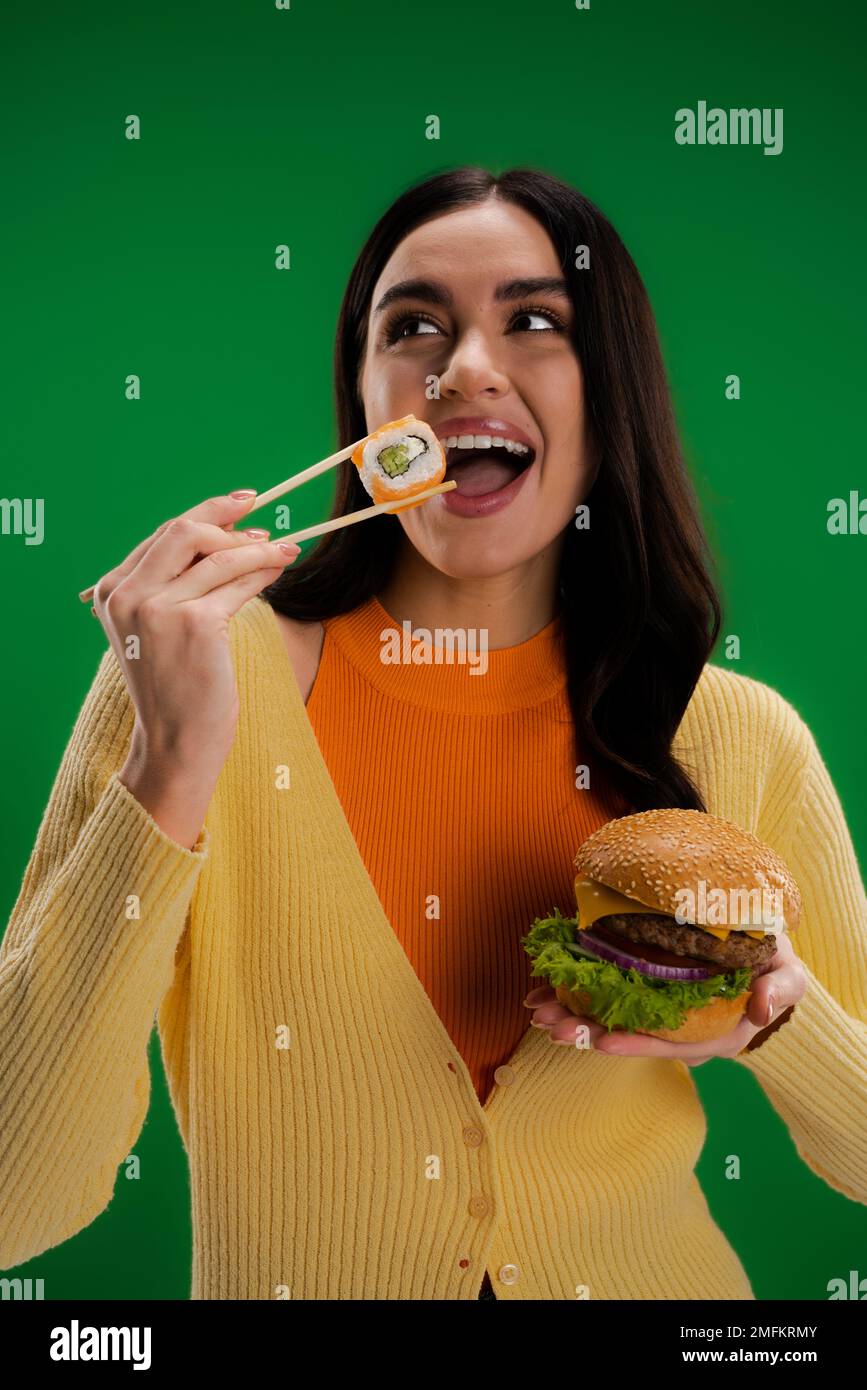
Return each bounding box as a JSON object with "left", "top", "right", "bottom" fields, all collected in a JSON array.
[{"left": 352, "top": 415, "right": 446, "bottom": 511}]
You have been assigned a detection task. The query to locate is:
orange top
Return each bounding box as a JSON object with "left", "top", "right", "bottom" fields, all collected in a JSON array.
[{"left": 306, "top": 594, "right": 629, "bottom": 1105}]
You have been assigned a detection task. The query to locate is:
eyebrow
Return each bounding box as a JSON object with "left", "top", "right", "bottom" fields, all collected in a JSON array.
[{"left": 373, "top": 276, "right": 571, "bottom": 313}]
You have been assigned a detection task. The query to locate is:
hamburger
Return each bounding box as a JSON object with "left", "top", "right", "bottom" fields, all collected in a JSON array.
[{"left": 521, "top": 808, "right": 801, "bottom": 1044}]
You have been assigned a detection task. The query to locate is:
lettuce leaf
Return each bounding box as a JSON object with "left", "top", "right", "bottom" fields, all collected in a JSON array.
[{"left": 520, "top": 908, "right": 753, "bottom": 1034}]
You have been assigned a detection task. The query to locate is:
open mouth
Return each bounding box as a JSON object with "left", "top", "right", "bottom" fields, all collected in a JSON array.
[{"left": 443, "top": 438, "right": 536, "bottom": 497}]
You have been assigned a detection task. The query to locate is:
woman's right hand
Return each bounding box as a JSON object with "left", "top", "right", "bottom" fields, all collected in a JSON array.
[{"left": 90, "top": 490, "right": 300, "bottom": 848}]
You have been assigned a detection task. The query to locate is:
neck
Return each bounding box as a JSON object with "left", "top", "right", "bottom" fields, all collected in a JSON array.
[{"left": 378, "top": 536, "right": 563, "bottom": 650}]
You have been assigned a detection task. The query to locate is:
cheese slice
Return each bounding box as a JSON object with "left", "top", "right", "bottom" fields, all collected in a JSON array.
[
  {"left": 693, "top": 925, "right": 766, "bottom": 941},
  {"left": 574, "top": 877, "right": 766, "bottom": 940},
  {"left": 699, "top": 925, "right": 766, "bottom": 941},
  {"left": 574, "top": 878, "right": 667, "bottom": 929}
]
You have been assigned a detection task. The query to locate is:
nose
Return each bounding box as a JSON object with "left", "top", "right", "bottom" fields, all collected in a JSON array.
[{"left": 437, "top": 328, "right": 510, "bottom": 400}]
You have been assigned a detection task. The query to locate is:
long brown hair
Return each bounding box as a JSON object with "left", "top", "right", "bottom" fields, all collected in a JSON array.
[{"left": 262, "top": 166, "right": 722, "bottom": 813}]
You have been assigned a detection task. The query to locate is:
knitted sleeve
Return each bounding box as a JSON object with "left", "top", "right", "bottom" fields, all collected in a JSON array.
[
  {"left": 734, "top": 702, "right": 867, "bottom": 1206},
  {"left": 0, "top": 646, "right": 210, "bottom": 1270}
]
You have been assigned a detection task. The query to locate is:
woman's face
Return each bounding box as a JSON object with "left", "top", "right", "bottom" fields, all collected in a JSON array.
[{"left": 358, "top": 197, "right": 599, "bottom": 580}]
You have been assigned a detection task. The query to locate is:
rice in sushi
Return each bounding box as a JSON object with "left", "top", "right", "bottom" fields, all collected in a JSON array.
[{"left": 352, "top": 415, "right": 446, "bottom": 510}]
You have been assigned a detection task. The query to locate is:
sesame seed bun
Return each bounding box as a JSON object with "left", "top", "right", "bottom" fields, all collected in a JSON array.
[
  {"left": 554, "top": 983, "right": 752, "bottom": 1044},
  {"left": 573, "top": 807, "right": 801, "bottom": 932}
]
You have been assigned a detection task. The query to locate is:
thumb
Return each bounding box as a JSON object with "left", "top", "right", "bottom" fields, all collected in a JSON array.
[
  {"left": 207, "top": 561, "right": 294, "bottom": 620},
  {"left": 746, "top": 976, "right": 776, "bottom": 1029}
]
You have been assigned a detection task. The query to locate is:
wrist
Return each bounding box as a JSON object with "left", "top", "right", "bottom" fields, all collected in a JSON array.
[
  {"left": 118, "top": 747, "right": 217, "bottom": 851},
  {"left": 123, "top": 722, "right": 225, "bottom": 793}
]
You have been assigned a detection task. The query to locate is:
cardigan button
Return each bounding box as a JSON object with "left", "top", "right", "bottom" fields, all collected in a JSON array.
[
  {"left": 498, "top": 1263, "right": 520, "bottom": 1285},
  {"left": 468, "top": 1193, "right": 490, "bottom": 1218},
  {"left": 493, "top": 1065, "right": 515, "bottom": 1086},
  {"left": 462, "top": 1125, "right": 484, "bottom": 1148}
]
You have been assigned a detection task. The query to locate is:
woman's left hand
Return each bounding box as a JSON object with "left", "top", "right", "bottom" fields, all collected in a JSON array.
[{"left": 523, "top": 930, "right": 807, "bottom": 1066}]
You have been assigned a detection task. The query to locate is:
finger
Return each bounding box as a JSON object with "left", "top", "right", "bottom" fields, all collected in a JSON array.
[
  {"left": 745, "top": 946, "right": 805, "bottom": 1029},
  {"left": 88, "top": 518, "right": 176, "bottom": 607},
  {"left": 592, "top": 1030, "right": 709, "bottom": 1059},
  {"left": 593, "top": 1011, "right": 759, "bottom": 1060},
  {"left": 113, "top": 518, "right": 278, "bottom": 600},
  {"left": 189, "top": 560, "right": 292, "bottom": 620},
  {"left": 746, "top": 974, "right": 777, "bottom": 1029},
  {"left": 87, "top": 492, "right": 260, "bottom": 605},
  {"left": 166, "top": 538, "right": 299, "bottom": 604},
  {"left": 89, "top": 525, "right": 270, "bottom": 634},
  {"left": 546, "top": 1013, "right": 608, "bottom": 1047},
  {"left": 528, "top": 1000, "right": 574, "bottom": 1026},
  {"left": 523, "top": 987, "right": 556, "bottom": 1008},
  {"left": 83, "top": 519, "right": 170, "bottom": 603}
]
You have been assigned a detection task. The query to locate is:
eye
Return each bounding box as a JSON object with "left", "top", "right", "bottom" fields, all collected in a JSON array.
[
  {"left": 383, "top": 313, "right": 442, "bottom": 344},
  {"left": 381, "top": 301, "right": 569, "bottom": 346},
  {"left": 507, "top": 304, "right": 568, "bottom": 333}
]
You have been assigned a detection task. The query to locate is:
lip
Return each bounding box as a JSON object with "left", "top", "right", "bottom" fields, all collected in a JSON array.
[
  {"left": 432, "top": 415, "right": 538, "bottom": 519},
  {"left": 433, "top": 415, "right": 536, "bottom": 451},
  {"left": 439, "top": 452, "right": 536, "bottom": 518}
]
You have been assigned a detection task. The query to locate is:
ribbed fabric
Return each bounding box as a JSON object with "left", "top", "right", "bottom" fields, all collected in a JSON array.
[
  {"left": 1, "top": 594, "right": 866, "bottom": 1300},
  {"left": 306, "top": 594, "right": 628, "bottom": 1106}
]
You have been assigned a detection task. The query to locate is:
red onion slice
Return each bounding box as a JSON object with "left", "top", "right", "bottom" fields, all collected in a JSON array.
[{"left": 578, "top": 929, "right": 713, "bottom": 981}]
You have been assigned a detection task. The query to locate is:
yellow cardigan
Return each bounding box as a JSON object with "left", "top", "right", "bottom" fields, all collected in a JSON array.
[{"left": 2, "top": 595, "right": 866, "bottom": 1299}]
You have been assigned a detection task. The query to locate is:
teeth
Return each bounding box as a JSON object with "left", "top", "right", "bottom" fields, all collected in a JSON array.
[{"left": 442, "top": 433, "right": 530, "bottom": 455}]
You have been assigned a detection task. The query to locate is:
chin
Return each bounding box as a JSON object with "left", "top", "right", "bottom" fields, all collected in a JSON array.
[{"left": 421, "top": 532, "right": 545, "bottom": 581}]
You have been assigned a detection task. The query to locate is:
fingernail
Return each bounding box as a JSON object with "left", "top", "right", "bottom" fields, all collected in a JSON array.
[
  {"left": 244, "top": 528, "right": 270, "bottom": 538},
  {"left": 765, "top": 993, "right": 776, "bottom": 1025},
  {"left": 230, "top": 489, "right": 257, "bottom": 499},
  {"left": 277, "top": 542, "right": 301, "bottom": 555}
]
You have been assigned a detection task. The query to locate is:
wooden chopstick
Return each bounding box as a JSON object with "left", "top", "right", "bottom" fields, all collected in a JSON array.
[
  {"left": 276, "top": 479, "right": 455, "bottom": 542},
  {"left": 78, "top": 477, "right": 455, "bottom": 604},
  {"left": 78, "top": 432, "right": 372, "bottom": 604},
  {"left": 252, "top": 436, "right": 365, "bottom": 509}
]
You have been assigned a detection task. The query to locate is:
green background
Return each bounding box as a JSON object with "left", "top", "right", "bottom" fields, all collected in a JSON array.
[{"left": 2, "top": 0, "right": 865, "bottom": 1299}]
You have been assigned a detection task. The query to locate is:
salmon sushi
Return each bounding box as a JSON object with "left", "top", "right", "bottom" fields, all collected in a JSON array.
[{"left": 352, "top": 415, "right": 446, "bottom": 511}]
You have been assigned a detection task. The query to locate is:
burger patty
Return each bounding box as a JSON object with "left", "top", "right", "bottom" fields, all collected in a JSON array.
[{"left": 598, "top": 912, "right": 777, "bottom": 970}]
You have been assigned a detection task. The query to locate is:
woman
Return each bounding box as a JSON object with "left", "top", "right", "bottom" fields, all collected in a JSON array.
[{"left": 1, "top": 167, "right": 866, "bottom": 1301}]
